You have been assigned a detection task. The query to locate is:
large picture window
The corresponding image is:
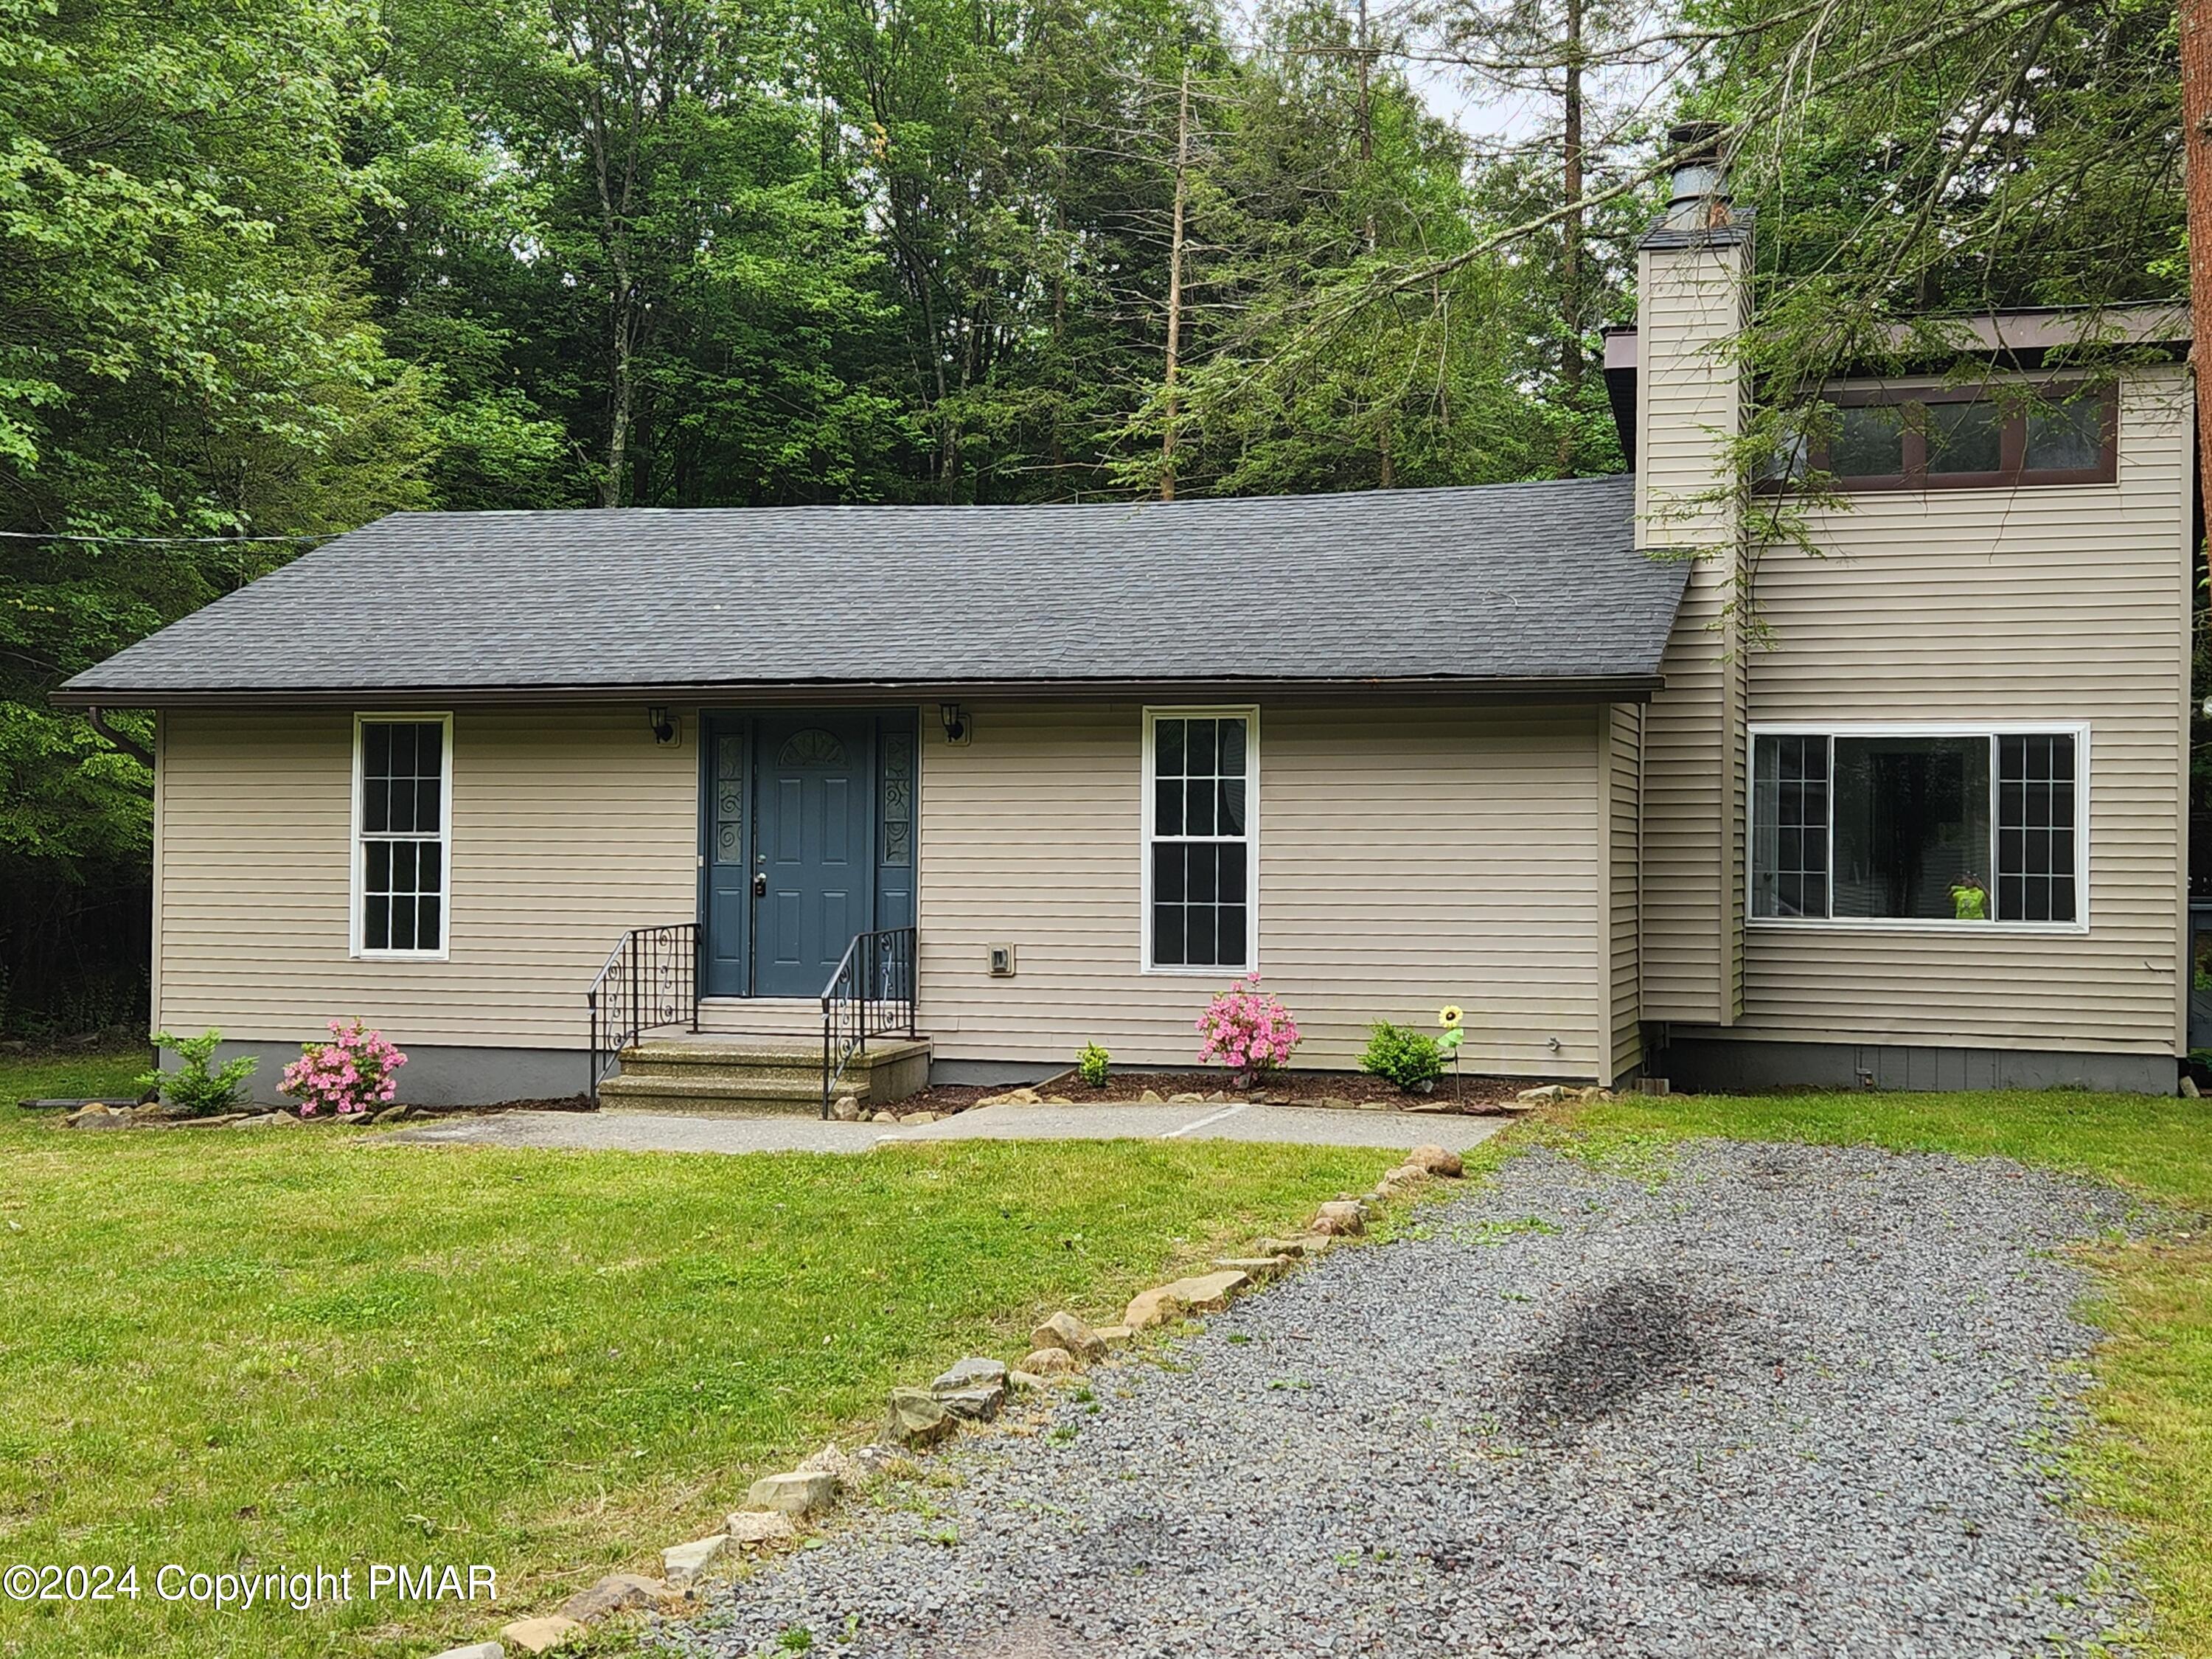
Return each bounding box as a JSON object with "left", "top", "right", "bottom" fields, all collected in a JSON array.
[
  {"left": 1752, "top": 726, "right": 2084, "bottom": 928},
  {"left": 355, "top": 714, "right": 451, "bottom": 956},
  {"left": 1144, "top": 709, "right": 1256, "bottom": 970}
]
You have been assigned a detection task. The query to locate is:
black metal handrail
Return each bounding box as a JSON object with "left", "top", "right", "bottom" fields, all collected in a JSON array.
[
  {"left": 586, "top": 923, "right": 700, "bottom": 1099},
  {"left": 821, "top": 926, "right": 917, "bottom": 1116}
]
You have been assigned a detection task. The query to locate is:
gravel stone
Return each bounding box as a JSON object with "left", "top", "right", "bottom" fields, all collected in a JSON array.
[{"left": 656, "top": 1141, "right": 2145, "bottom": 1658}]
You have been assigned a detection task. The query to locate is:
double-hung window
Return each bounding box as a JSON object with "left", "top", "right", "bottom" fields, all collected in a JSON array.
[
  {"left": 354, "top": 714, "right": 451, "bottom": 956},
  {"left": 1144, "top": 709, "right": 1256, "bottom": 970},
  {"left": 1751, "top": 726, "right": 2084, "bottom": 928}
]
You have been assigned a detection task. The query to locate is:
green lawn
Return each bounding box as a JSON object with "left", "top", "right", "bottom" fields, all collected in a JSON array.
[
  {"left": 10, "top": 1052, "right": 2211, "bottom": 1658},
  {"left": 1576, "top": 1088, "right": 2212, "bottom": 1659},
  {"left": 0, "top": 1048, "right": 1395, "bottom": 1658}
]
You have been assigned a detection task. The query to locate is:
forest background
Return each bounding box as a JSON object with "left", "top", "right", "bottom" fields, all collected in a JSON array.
[{"left": 0, "top": 0, "right": 2185, "bottom": 1032}]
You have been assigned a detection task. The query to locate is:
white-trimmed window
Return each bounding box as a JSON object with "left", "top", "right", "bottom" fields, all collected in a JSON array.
[
  {"left": 1750, "top": 723, "right": 2087, "bottom": 930},
  {"left": 1143, "top": 708, "right": 1257, "bottom": 971},
  {"left": 353, "top": 714, "right": 452, "bottom": 956}
]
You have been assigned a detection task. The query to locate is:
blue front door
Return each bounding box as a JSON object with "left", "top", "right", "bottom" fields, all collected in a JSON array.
[{"left": 751, "top": 714, "right": 874, "bottom": 998}]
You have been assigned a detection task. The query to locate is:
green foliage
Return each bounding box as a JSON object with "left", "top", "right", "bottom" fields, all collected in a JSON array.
[
  {"left": 136, "top": 1029, "right": 257, "bottom": 1117},
  {"left": 1359, "top": 1021, "right": 1443, "bottom": 1093},
  {"left": 1673, "top": 0, "right": 2182, "bottom": 532},
  {"left": 1075, "top": 1042, "right": 1111, "bottom": 1088},
  {"left": 1108, "top": 3, "right": 1634, "bottom": 495},
  {"left": 1, "top": 0, "right": 436, "bottom": 1027}
]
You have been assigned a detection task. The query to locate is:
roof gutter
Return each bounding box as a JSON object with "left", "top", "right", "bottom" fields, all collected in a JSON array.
[{"left": 52, "top": 672, "right": 1669, "bottom": 711}]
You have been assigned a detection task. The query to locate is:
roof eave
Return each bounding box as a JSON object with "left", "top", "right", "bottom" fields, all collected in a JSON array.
[{"left": 55, "top": 671, "right": 1669, "bottom": 711}]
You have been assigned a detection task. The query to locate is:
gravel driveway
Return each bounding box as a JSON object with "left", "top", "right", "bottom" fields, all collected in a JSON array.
[{"left": 661, "top": 1141, "right": 2145, "bottom": 1658}]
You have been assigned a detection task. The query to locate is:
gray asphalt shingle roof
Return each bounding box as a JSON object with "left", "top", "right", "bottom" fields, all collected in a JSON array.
[{"left": 58, "top": 475, "right": 1683, "bottom": 703}]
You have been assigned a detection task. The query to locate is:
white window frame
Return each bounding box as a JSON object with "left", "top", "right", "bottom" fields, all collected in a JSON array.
[
  {"left": 351, "top": 712, "right": 454, "bottom": 960},
  {"left": 1746, "top": 720, "right": 2090, "bottom": 936},
  {"left": 1141, "top": 706, "right": 1260, "bottom": 974}
]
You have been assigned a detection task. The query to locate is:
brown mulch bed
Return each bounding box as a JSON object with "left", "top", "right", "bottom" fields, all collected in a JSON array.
[
  {"left": 467, "top": 1074, "right": 1526, "bottom": 1122},
  {"left": 884, "top": 1070, "right": 1520, "bottom": 1119}
]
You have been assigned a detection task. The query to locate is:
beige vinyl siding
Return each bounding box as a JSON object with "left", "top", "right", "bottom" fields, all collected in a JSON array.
[
  {"left": 1635, "top": 234, "right": 1750, "bottom": 1023},
  {"left": 1698, "top": 365, "right": 2194, "bottom": 1057},
  {"left": 917, "top": 700, "right": 1609, "bottom": 1076},
  {"left": 156, "top": 706, "right": 697, "bottom": 1048},
  {"left": 1606, "top": 701, "right": 1644, "bottom": 1082}
]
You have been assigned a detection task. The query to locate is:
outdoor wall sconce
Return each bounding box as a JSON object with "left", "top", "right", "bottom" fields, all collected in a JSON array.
[
  {"left": 649, "top": 705, "right": 678, "bottom": 745},
  {"left": 940, "top": 703, "right": 970, "bottom": 745}
]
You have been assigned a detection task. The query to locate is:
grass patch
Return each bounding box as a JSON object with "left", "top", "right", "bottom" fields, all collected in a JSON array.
[
  {"left": 0, "top": 1043, "right": 150, "bottom": 1105},
  {"left": 0, "top": 1048, "right": 1390, "bottom": 1658},
  {"left": 1579, "top": 1088, "right": 2212, "bottom": 1657}
]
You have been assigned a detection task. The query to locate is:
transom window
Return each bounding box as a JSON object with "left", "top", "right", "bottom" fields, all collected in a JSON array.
[
  {"left": 1767, "top": 381, "right": 2115, "bottom": 492},
  {"left": 1752, "top": 727, "right": 2084, "bottom": 928},
  {"left": 1144, "top": 709, "right": 1256, "bottom": 970},
  {"left": 355, "top": 716, "right": 451, "bottom": 955}
]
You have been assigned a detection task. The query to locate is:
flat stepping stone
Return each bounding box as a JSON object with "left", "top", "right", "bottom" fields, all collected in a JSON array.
[
  {"left": 931, "top": 1356, "right": 1009, "bottom": 1392},
  {"left": 745, "top": 1470, "right": 835, "bottom": 1515},
  {"left": 661, "top": 1534, "right": 726, "bottom": 1587},
  {"left": 500, "top": 1615, "right": 585, "bottom": 1655}
]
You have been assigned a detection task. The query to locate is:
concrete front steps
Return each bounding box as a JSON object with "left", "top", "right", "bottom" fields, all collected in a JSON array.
[{"left": 596, "top": 1037, "right": 931, "bottom": 1117}]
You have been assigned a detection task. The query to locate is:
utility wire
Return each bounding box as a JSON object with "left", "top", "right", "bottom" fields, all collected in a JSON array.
[{"left": 0, "top": 529, "right": 339, "bottom": 545}]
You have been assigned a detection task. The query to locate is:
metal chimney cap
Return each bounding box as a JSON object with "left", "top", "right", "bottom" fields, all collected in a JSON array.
[
  {"left": 1667, "top": 120, "right": 1726, "bottom": 161},
  {"left": 1663, "top": 121, "right": 1732, "bottom": 229}
]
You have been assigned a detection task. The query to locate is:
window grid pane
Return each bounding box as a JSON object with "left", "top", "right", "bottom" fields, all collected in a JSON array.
[
  {"left": 1753, "top": 734, "right": 1830, "bottom": 918},
  {"left": 1829, "top": 404, "right": 1905, "bottom": 479},
  {"left": 361, "top": 720, "right": 446, "bottom": 953},
  {"left": 2024, "top": 398, "right": 2101, "bottom": 471},
  {"left": 1150, "top": 716, "right": 1251, "bottom": 969},
  {"left": 1997, "top": 734, "right": 2076, "bottom": 923},
  {"left": 1926, "top": 400, "right": 2003, "bottom": 474}
]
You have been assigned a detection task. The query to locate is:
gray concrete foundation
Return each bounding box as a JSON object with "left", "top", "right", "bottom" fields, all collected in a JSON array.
[
  {"left": 181, "top": 1041, "right": 590, "bottom": 1107},
  {"left": 1660, "top": 1035, "right": 2177, "bottom": 1096},
  {"left": 928, "top": 1058, "right": 1070, "bottom": 1087}
]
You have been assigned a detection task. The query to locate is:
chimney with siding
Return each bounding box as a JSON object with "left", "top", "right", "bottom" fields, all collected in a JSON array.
[{"left": 1635, "top": 122, "right": 1751, "bottom": 1028}]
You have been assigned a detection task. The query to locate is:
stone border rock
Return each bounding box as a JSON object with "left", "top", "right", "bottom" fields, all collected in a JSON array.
[
  {"left": 439, "top": 1137, "right": 1476, "bottom": 1655},
  {"left": 973, "top": 1082, "right": 1523, "bottom": 1116},
  {"left": 55, "top": 1101, "right": 440, "bottom": 1132}
]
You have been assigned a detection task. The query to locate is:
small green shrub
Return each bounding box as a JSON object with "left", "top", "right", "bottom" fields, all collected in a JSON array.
[
  {"left": 1075, "top": 1042, "right": 1111, "bottom": 1088},
  {"left": 137, "top": 1029, "right": 257, "bottom": 1117},
  {"left": 1360, "top": 1021, "right": 1442, "bottom": 1093}
]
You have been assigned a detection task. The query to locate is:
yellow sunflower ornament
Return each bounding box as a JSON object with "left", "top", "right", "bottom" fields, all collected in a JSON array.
[{"left": 1437, "top": 1005, "right": 1465, "bottom": 1099}]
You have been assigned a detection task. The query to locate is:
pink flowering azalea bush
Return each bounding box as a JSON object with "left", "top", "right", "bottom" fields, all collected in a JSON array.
[
  {"left": 1195, "top": 974, "right": 1301, "bottom": 1087},
  {"left": 279, "top": 1019, "right": 407, "bottom": 1117}
]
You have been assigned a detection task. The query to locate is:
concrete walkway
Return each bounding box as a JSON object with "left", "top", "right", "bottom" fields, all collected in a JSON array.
[{"left": 383, "top": 1098, "right": 1506, "bottom": 1157}]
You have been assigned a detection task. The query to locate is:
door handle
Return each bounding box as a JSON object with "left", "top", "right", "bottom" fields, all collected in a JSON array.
[{"left": 752, "top": 873, "right": 768, "bottom": 899}]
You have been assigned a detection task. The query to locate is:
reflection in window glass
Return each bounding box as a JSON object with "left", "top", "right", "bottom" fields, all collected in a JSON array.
[
  {"left": 2024, "top": 397, "right": 2103, "bottom": 471},
  {"left": 1761, "top": 426, "right": 1809, "bottom": 484},
  {"left": 1832, "top": 735, "right": 1990, "bottom": 919},
  {"left": 1924, "top": 400, "right": 2003, "bottom": 474},
  {"left": 1829, "top": 404, "right": 1905, "bottom": 478}
]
